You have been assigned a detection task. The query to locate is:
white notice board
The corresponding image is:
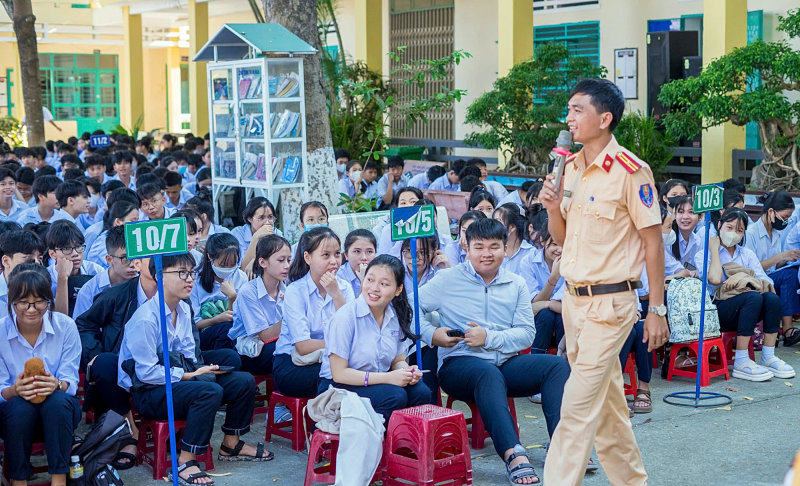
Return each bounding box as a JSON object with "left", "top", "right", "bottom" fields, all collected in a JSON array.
[{"left": 614, "top": 48, "right": 638, "bottom": 99}]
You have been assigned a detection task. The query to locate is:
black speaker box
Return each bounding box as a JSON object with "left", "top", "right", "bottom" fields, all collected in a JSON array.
[{"left": 647, "top": 31, "right": 699, "bottom": 119}]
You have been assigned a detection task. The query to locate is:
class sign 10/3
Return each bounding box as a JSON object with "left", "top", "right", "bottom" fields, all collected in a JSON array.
[
  {"left": 124, "top": 218, "right": 188, "bottom": 259},
  {"left": 693, "top": 184, "right": 723, "bottom": 214}
]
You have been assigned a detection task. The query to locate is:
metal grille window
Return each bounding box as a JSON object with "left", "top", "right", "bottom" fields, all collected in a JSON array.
[
  {"left": 389, "top": 5, "right": 454, "bottom": 140},
  {"left": 534, "top": 22, "right": 601, "bottom": 66},
  {"left": 391, "top": 0, "right": 454, "bottom": 14},
  {"left": 534, "top": 0, "right": 599, "bottom": 13}
]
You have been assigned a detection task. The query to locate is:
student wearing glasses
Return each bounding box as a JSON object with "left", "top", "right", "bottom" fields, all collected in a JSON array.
[
  {"left": 45, "top": 220, "right": 104, "bottom": 316},
  {"left": 0, "top": 229, "right": 45, "bottom": 320},
  {"left": 232, "top": 197, "right": 283, "bottom": 270},
  {"left": 137, "top": 183, "right": 176, "bottom": 221},
  {"left": 86, "top": 201, "right": 140, "bottom": 268}
]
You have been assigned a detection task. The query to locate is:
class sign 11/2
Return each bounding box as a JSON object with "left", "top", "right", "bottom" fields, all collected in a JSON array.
[
  {"left": 693, "top": 184, "right": 723, "bottom": 214},
  {"left": 124, "top": 218, "right": 188, "bottom": 259},
  {"left": 391, "top": 205, "right": 436, "bottom": 241}
]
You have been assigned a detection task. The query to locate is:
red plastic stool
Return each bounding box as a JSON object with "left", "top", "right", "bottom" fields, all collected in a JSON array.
[
  {"left": 251, "top": 375, "right": 274, "bottom": 421},
  {"left": 623, "top": 352, "right": 637, "bottom": 398},
  {"left": 720, "top": 331, "right": 755, "bottom": 366},
  {"left": 77, "top": 372, "right": 95, "bottom": 424},
  {"left": 666, "top": 337, "right": 729, "bottom": 387},
  {"left": 445, "top": 396, "right": 518, "bottom": 450},
  {"left": 384, "top": 405, "right": 473, "bottom": 486},
  {"left": 303, "top": 431, "right": 383, "bottom": 486},
  {"left": 265, "top": 391, "right": 313, "bottom": 451},
  {"left": 1, "top": 442, "right": 49, "bottom": 486},
  {"left": 137, "top": 418, "right": 215, "bottom": 480}
]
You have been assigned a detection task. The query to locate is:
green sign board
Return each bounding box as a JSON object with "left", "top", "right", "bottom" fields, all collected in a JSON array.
[
  {"left": 391, "top": 205, "right": 436, "bottom": 241},
  {"left": 693, "top": 184, "right": 723, "bottom": 214},
  {"left": 124, "top": 218, "right": 188, "bottom": 259}
]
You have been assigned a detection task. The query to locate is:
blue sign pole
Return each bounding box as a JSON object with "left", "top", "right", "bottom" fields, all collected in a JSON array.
[
  {"left": 409, "top": 236, "right": 423, "bottom": 370},
  {"left": 155, "top": 255, "right": 180, "bottom": 486}
]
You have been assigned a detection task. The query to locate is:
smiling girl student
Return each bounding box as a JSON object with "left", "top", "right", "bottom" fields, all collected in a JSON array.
[
  {"left": 290, "top": 201, "right": 329, "bottom": 259},
  {"left": 338, "top": 229, "right": 377, "bottom": 297},
  {"left": 744, "top": 191, "right": 800, "bottom": 346},
  {"left": 494, "top": 203, "right": 535, "bottom": 274},
  {"left": 191, "top": 234, "right": 248, "bottom": 351},
  {"left": 443, "top": 211, "right": 486, "bottom": 267},
  {"left": 318, "top": 255, "right": 432, "bottom": 423},
  {"left": 663, "top": 195, "right": 700, "bottom": 277},
  {"left": 274, "top": 227, "right": 355, "bottom": 398},
  {"left": 697, "top": 208, "right": 794, "bottom": 381},
  {"left": 86, "top": 201, "right": 140, "bottom": 268},
  {"left": 468, "top": 187, "right": 496, "bottom": 217},
  {"left": 232, "top": 197, "right": 283, "bottom": 270},
  {"left": 659, "top": 178, "right": 690, "bottom": 213}
]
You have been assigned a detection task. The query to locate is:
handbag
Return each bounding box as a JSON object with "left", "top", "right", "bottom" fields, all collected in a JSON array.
[{"left": 235, "top": 335, "right": 264, "bottom": 358}]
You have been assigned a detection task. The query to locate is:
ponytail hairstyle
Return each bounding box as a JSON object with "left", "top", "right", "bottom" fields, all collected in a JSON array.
[
  {"left": 365, "top": 254, "right": 416, "bottom": 341},
  {"left": 103, "top": 201, "right": 139, "bottom": 232},
  {"left": 7, "top": 262, "right": 53, "bottom": 319},
  {"left": 659, "top": 178, "right": 690, "bottom": 208},
  {"left": 288, "top": 226, "right": 340, "bottom": 283},
  {"left": 252, "top": 234, "right": 291, "bottom": 277},
  {"left": 525, "top": 203, "right": 548, "bottom": 245},
  {"left": 343, "top": 229, "right": 377, "bottom": 264},
  {"left": 758, "top": 190, "right": 795, "bottom": 216},
  {"left": 717, "top": 207, "right": 750, "bottom": 246},
  {"left": 494, "top": 203, "right": 527, "bottom": 243},
  {"left": 401, "top": 233, "right": 439, "bottom": 274},
  {"left": 172, "top": 210, "right": 198, "bottom": 234},
  {"left": 468, "top": 186, "right": 497, "bottom": 212},
  {"left": 668, "top": 195, "right": 694, "bottom": 260},
  {"left": 199, "top": 233, "right": 240, "bottom": 293}
]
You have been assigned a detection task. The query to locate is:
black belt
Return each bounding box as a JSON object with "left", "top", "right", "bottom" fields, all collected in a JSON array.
[{"left": 566, "top": 280, "right": 642, "bottom": 297}]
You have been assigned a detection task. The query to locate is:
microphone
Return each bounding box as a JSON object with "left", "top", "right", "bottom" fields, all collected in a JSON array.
[{"left": 551, "top": 130, "right": 573, "bottom": 193}]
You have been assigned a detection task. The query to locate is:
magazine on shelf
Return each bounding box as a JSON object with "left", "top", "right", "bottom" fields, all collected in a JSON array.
[
  {"left": 213, "top": 78, "right": 228, "bottom": 100},
  {"left": 279, "top": 155, "right": 301, "bottom": 184},
  {"left": 271, "top": 157, "right": 284, "bottom": 182},
  {"left": 242, "top": 152, "right": 258, "bottom": 179},
  {"left": 255, "top": 155, "right": 267, "bottom": 181},
  {"left": 214, "top": 114, "right": 232, "bottom": 138},
  {"left": 238, "top": 78, "right": 252, "bottom": 99},
  {"left": 271, "top": 73, "right": 300, "bottom": 98},
  {"left": 246, "top": 75, "right": 261, "bottom": 98},
  {"left": 221, "top": 151, "right": 237, "bottom": 178}
]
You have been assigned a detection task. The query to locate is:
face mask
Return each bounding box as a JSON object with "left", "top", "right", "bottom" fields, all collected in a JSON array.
[
  {"left": 304, "top": 223, "right": 328, "bottom": 232},
  {"left": 336, "top": 164, "right": 347, "bottom": 174},
  {"left": 772, "top": 212, "right": 789, "bottom": 231},
  {"left": 662, "top": 230, "right": 677, "bottom": 247},
  {"left": 720, "top": 230, "right": 742, "bottom": 247},
  {"left": 211, "top": 264, "right": 237, "bottom": 280},
  {"left": 88, "top": 194, "right": 100, "bottom": 208},
  {"left": 178, "top": 166, "right": 188, "bottom": 175},
  {"left": 666, "top": 196, "right": 683, "bottom": 208},
  {"left": 349, "top": 170, "right": 362, "bottom": 182}
]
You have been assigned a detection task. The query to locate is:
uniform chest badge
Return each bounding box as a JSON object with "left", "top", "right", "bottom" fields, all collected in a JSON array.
[
  {"left": 639, "top": 183, "right": 654, "bottom": 208},
  {"left": 563, "top": 190, "right": 572, "bottom": 198}
]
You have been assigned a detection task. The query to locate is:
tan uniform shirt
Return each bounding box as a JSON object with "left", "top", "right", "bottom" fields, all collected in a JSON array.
[{"left": 559, "top": 136, "right": 661, "bottom": 286}]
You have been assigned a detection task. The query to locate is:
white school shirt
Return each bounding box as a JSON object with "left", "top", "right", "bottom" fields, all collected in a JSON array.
[
  {"left": 0, "top": 199, "right": 29, "bottom": 222},
  {"left": 407, "top": 173, "right": 430, "bottom": 190},
  {"left": 484, "top": 180, "right": 509, "bottom": 202},
  {"left": 72, "top": 270, "right": 112, "bottom": 319},
  {"left": 230, "top": 224, "right": 284, "bottom": 260},
  {"left": 14, "top": 207, "right": 73, "bottom": 226},
  {"left": 206, "top": 223, "right": 232, "bottom": 237},
  {"left": 0, "top": 310, "right": 81, "bottom": 402},
  {"left": 164, "top": 189, "right": 194, "bottom": 210},
  {"left": 83, "top": 221, "right": 104, "bottom": 252},
  {"left": 338, "top": 177, "right": 358, "bottom": 199},
  {"left": 117, "top": 297, "right": 195, "bottom": 391},
  {"left": 190, "top": 269, "right": 248, "bottom": 323},
  {"left": 228, "top": 278, "right": 285, "bottom": 340},
  {"left": 320, "top": 295, "right": 405, "bottom": 380},
  {"left": 428, "top": 175, "right": 459, "bottom": 192},
  {"left": 110, "top": 174, "right": 136, "bottom": 191},
  {"left": 86, "top": 231, "right": 110, "bottom": 269},
  {"left": 362, "top": 180, "right": 380, "bottom": 201},
  {"left": 519, "top": 247, "right": 565, "bottom": 302},
  {"left": 0, "top": 275, "right": 7, "bottom": 320},
  {"left": 138, "top": 206, "right": 177, "bottom": 221},
  {"left": 338, "top": 262, "right": 362, "bottom": 297},
  {"left": 694, "top": 244, "right": 773, "bottom": 294},
  {"left": 498, "top": 190, "right": 523, "bottom": 208},
  {"left": 744, "top": 217, "right": 784, "bottom": 274},
  {"left": 46, "top": 260, "right": 105, "bottom": 297},
  {"left": 501, "top": 240, "right": 535, "bottom": 274},
  {"left": 404, "top": 265, "right": 437, "bottom": 304},
  {"left": 443, "top": 240, "right": 466, "bottom": 267},
  {"left": 275, "top": 272, "right": 356, "bottom": 356},
  {"left": 376, "top": 173, "right": 408, "bottom": 199},
  {"left": 76, "top": 212, "right": 97, "bottom": 231},
  {"left": 664, "top": 230, "right": 700, "bottom": 274}
]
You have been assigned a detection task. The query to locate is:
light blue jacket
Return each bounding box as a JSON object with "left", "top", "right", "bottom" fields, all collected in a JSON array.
[{"left": 418, "top": 261, "right": 536, "bottom": 369}]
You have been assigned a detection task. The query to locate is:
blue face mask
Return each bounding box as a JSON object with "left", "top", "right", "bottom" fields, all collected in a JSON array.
[
  {"left": 178, "top": 166, "right": 188, "bottom": 175},
  {"left": 304, "top": 223, "right": 328, "bottom": 232}
]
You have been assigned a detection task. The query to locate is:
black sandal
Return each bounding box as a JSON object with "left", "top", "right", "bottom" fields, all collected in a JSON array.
[
  {"left": 110, "top": 437, "right": 138, "bottom": 471},
  {"left": 505, "top": 444, "right": 540, "bottom": 485},
  {"left": 218, "top": 440, "right": 274, "bottom": 462},
  {"left": 784, "top": 327, "right": 800, "bottom": 347},
  {"left": 167, "top": 460, "right": 214, "bottom": 486}
]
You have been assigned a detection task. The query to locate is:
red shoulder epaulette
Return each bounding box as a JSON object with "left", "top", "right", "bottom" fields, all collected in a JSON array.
[{"left": 615, "top": 151, "right": 642, "bottom": 174}]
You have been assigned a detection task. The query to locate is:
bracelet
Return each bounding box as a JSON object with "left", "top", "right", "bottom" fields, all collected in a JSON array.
[
  {"left": 547, "top": 279, "right": 556, "bottom": 286},
  {"left": 364, "top": 372, "right": 370, "bottom": 387}
]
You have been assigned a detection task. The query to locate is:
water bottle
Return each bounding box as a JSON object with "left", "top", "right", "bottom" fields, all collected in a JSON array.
[{"left": 69, "top": 456, "right": 84, "bottom": 481}]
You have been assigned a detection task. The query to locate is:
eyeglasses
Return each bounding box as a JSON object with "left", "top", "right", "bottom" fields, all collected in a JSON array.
[
  {"left": 13, "top": 300, "right": 50, "bottom": 312},
  {"left": 164, "top": 270, "right": 197, "bottom": 281},
  {"left": 109, "top": 254, "right": 130, "bottom": 265},
  {"left": 141, "top": 197, "right": 163, "bottom": 210},
  {"left": 402, "top": 250, "right": 430, "bottom": 261},
  {"left": 55, "top": 245, "right": 86, "bottom": 255},
  {"left": 256, "top": 215, "right": 276, "bottom": 224}
]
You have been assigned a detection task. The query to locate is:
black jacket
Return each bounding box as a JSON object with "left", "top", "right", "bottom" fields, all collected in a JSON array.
[{"left": 76, "top": 277, "right": 140, "bottom": 369}]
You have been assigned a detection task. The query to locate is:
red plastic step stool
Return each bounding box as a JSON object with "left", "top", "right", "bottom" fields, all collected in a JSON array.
[
  {"left": 265, "top": 391, "right": 313, "bottom": 451},
  {"left": 303, "top": 430, "right": 383, "bottom": 486},
  {"left": 623, "top": 352, "right": 637, "bottom": 398},
  {"left": 1, "top": 442, "right": 49, "bottom": 486},
  {"left": 445, "top": 396, "right": 518, "bottom": 450},
  {"left": 384, "top": 405, "right": 473, "bottom": 486},
  {"left": 666, "top": 337, "right": 729, "bottom": 387},
  {"left": 78, "top": 372, "right": 95, "bottom": 424},
  {"left": 251, "top": 375, "right": 274, "bottom": 421},
  {"left": 719, "top": 331, "right": 755, "bottom": 367},
  {"left": 137, "top": 418, "right": 215, "bottom": 480}
]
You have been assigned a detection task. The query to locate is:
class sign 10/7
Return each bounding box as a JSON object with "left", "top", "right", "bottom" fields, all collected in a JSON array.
[
  {"left": 124, "top": 218, "right": 188, "bottom": 259},
  {"left": 693, "top": 184, "right": 723, "bottom": 214},
  {"left": 391, "top": 205, "right": 436, "bottom": 241}
]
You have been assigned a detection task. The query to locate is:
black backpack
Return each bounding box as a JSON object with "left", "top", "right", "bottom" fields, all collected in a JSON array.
[{"left": 69, "top": 410, "right": 131, "bottom": 486}]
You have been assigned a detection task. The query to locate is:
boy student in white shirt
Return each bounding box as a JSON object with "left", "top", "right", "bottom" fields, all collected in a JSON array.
[
  {"left": 428, "top": 159, "right": 466, "bottom": 192},
  {"left": 164, "top": 171, "right": 193, "bottom": 210},
  {"left": 360, "top": 160, "right": 380, "bottom": 201},
  {"left": 377, "top": 156, "right": 409, "bottom": 207},
  {"left": 14, "top": 167, "right": 36, "bottom": 207},
  {"left": 77, "top": 176, "right": 102, "bottom": 230},
  {"left": 85, "top": 156, "right": 111, "bottom": 185},
  {"left": 0, "top": 166, "right": 29, "bottom": 222},
  {"left": 73, "top": 226, "right": 138, "bottom": 319},
  {"left": 0, "top": 229, "right": 45, "bottom": 319},
  {"left": 111, "top": 150, "right": 136, "bottom": 190},
  {"left": 54, "top": 179, "right": 91, "bottom": 224},
  {"left": 15, "top": 175, "right": 72, "bottom": 225},
  {"left": 46, "top": 220, "right": 104, "bottom": 316},
  {"left": 407, "top": 165, "right": 446, "bottom": 191},
  {"left": 137, "top": 182, "right": 176, "bottom": 221}
]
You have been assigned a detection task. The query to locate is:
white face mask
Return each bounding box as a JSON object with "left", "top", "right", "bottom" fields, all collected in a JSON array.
[
  {"left": 662, "top": 230, "right": 677, "bottom": 247},
  {"left": 336, "top": 164, "right": 347, "bottom": 174},
  {"left": 349, "top": 170, "right": 362, "bottom": 182},
  {"left": 211, "top": 264, "right": 237, "bottom": 280},
  {"left": 720, "top": 230, "right": 743, "bottom": 247},
  {"left": 88, "top": 194, "right": 101, "bottom": 208}
]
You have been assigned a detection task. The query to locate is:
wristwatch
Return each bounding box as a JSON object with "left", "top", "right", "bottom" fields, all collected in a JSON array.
[
  {"left": 57, "top": 379, "right": 62, "bottom": 391},
  {"left": 648, "top": 305, "right": 667, "bottom": 317}
]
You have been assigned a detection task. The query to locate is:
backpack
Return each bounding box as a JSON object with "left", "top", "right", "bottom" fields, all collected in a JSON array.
[
  {"left": 666, "top": 277, "right": 721, "bottom": 343},
  {"left": 69, "top": 410, "right": 131, "bottom": 486}
]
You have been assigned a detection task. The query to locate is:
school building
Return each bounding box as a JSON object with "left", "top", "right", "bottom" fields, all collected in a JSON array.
[{"left": 0, "top": 0, "right": 797, "bottom": 181}]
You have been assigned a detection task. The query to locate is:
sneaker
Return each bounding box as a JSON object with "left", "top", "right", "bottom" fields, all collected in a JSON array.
[
  {"left": 761, "top": 356, "right": 796, "bottom": 379},
  {"left": 732, "top": 359, "right": 774, "bottom": 382},
  {"left": 271, "top": 406, "right": 293, "bottom": 424},
  {"left": 528, "top": 393, "right": 542, "bottom": 404}
]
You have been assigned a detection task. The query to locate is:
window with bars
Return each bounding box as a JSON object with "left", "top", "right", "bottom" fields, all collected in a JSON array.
[
  {"left": 390, "top": 0, "right": 453, "bottom": 14},
  {"left": 533, "top": 0, "right": 599, "bottom": 13},
  {"left": 534, "top": 22, "right": 601, "bottom": 66}
]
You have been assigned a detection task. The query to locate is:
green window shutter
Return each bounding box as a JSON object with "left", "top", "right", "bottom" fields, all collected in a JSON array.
[{"left": 534, "top": 21, "right": 600, "bottom": 67}]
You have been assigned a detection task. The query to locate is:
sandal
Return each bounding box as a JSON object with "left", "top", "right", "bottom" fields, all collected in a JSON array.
[
  {"left": 632, "top": 389, "right": 652, "bottom": 414},
  {"left": 675, "top": 355, "right": 697, "bottom": 369},
  {"left": 505, "top": 444, "right": 540, "bottom": 484},
  {"left": 783, "top": 327, "right": 800, "bottom": 347},
  {"left": 111, "top": 438, "right": 138, "bottom": 471},
  {"left": 167, "top": 460, "right": 213, "bottom": 486},
  {"left": 218, "top": 440, "right": 274, "bottom": 462},
  {"left": 761, "top": 356, "right": 796, "bottom": 379},
  {"left": 732, "top": 359, "right": 773, "bottom": 382}
]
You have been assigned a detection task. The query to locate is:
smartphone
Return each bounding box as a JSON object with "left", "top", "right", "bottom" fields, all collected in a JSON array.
[
  {"left": 215, "top": 366, "right": 235, "bottom": 373},
  {"left": 197, "top": 238, "right": 208, "bottom": 251},
  {"left": 446, "top": 329, "right": 465, "bottom": 338}
]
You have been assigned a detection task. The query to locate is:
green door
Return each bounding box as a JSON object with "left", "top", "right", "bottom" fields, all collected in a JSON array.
[{"left": 746, "top": 10, "right": 763, "bottom": 151}]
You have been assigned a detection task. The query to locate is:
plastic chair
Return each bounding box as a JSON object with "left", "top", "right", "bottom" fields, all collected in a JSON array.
[
  {"left": 623, "top": 352, "right": 637, "bottom": 398},
  {"left": 303, "top": 431, "right": 383, "bottom": 486},
  {"left": 265, "top": 391, "right": 313, "bottom": 451},
  {"left": 666, "top": 337, "right": 729, "bottom": 387},
  {"left": 137, "top": 418, "right": 215, "bottom": 480},
  {"left": 251, "top": 375, "right": 274, "bottom": 422},
  {"left": 445, "top": 396, "right": 518, "bottom": 450}
]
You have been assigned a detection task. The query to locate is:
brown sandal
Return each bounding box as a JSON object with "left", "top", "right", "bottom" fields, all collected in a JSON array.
[{"left": 632, "top": 388, "right": 652, "bottom": 414}]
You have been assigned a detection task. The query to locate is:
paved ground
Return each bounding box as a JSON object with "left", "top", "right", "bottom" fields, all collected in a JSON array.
[{"left": 100, "top": 346, "right": 800, "bottom": 485}]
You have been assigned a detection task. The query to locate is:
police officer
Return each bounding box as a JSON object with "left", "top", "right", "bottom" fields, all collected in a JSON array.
[{"left": 540, "top": 78, "right": 669, "bottom": 486}]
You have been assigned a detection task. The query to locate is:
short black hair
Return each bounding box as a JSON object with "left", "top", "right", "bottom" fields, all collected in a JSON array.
[
  {"left": 135, "top": 163, "right": 154, "bottom": 178},
  {"left": 460, "top": 176, "right": 483, "bottom": 193},
  {"left": 334, "top": 149, "right": 350, "bottom": 161},
  {"left": 15, "top": 147, "right": 32, "bottom": 159},
  {"left": 137, "top": 182, "right": 163, "bottom": 201},
  {"left": 163, "top": 171, "right": 183, "bottom": 187},
  {"left": 0, "top": 230, "right": 45, "bottom": 261},
  {"left": 15, "top": 167, "right": 34, "bottom": 185},
  {"left": 188, "top": 153, "right": 204, "bottom": 168},
  {"left": 32, "top": 175, "right": 62, "bottom": 202},
  {"left": 137, "top": 173, "right": 166, "bottom": 191},
  {"left": 0, "top": 166, "right": 16, "bottom": 182},
  {"left": 465, "top": 217, "right": 507, "bottom": 246},
  {"left": 722, "top": 178, "right": 746, "bottom": 196},
  {"left": 570, "top": 78, "right": 625, "bottom": 132},
  {"left": 345, "top": 160, "right": 362, "bottom": 172},
  {"left": 55, "top": 180, "right": 90, "bottom": 207},
  {"left": 85, "top": 155, "right": 106, "bottom": 169},
  {"left": 149, "top": 253, "right": 196, "bottom": 279},
  {"left": 45, "top": 220, "right": 84, "bottom": 249},
  {"left": 172, "top": 210, "right": 198, "bottom": 233},
  {"left": 63, "top": 167, "right": 85, "bottom": 181},
  {"left": 0, "top": 221, "right": 20, "bottom": 234},
  {"left": 363, "top": 160, "right": 378, "bottom": 172},
  {"left": 387, "top": 155, "right": 404, "bottom": 169},
  {"left": 107, "top": 187, "right": 141, "bottom": 209},
  {"left": 450, "top": 160, "right": 466, "bottom": 177},
  {"left": 35, "top": 165, "right": 57, "bottom": 178},
  {"left": 101, "top": 180, "right": 126, "bottom": 198},
  {"left": 426, "top": 165, "right": 446, "bottom": 183},
  {"left": 105, "top": 225, "right": 127, "bottom": 253},
  {"left": 171, "top": 151, "right": 189, "bottom": 163},
  {"left": 80, "top": 176, "right": 101, "bottom": 194},
  {"left": 467, "top": 158, "right": 487, "bottom": 169},
  {"left": 184, "top": 140, "right": 197, "bottom": 152},
  {"left": 458, "top": 165, "right": 482, "bottom": 181},
  {"left": 60, "top": 154, "right": 83, "bottom": 169},
  {"left": 112, "top": 150, "right": 134, "bottom": 165}
]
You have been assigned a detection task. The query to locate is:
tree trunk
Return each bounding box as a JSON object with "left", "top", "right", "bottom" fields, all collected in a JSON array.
[
  {"left": 262, "top": 0, "right": 339, "bottom": 242},
  {"left": 2, "top": 0, "right": 45, "bottom": 147}
]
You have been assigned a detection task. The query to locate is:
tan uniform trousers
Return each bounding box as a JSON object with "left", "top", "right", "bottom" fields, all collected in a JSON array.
[{"left": 543, "top": 291, "right": 647, "bottom": 486}]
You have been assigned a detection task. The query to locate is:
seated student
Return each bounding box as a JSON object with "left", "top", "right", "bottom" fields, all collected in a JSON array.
[
  {"left": 418, "top": 218, "right": 569, "bottom": 484},
  {"left": 84, "top": 186, "right": 139, "bottom": 251},
  {"left": 337, "top": 160, "right": 364, "bottom": 200},
  {"left": 290, "top": 201, "right": 329, "bottom": 258},
  {"left": 46, "top": 220, "right": 104, "bottom": 316},
  {"left": 467, "top": 158, "right": 509, "bottom": 202},
  {"left": 663, "top": 195, "right": 700, "bottom": 276},
  {"left": 229, "top": 235, "right": 291, "bottom": 376},
  {"left": 698, "top": 207, "right": 794, "bottom": 381},
  {"left": 658, "top": 205, "right": 695, "bottom": 281},
  {"left": 86, "top": 201, "right": 140, "bottom": 268},
  {"left": 73, "top": 226, "right": 137, "bottom": 318},
  {"left": 360, "top": 160, "right": 380, "bottom": 201},
  {"left": 0, "top": 263, "right": 82, "bottom": 486},
  {"left": 274, "top": 227, "right": 355, "bottom": 398},
  {"left": 0, "top": 230, "right": 45, "bottom": 319},
  {"left": 443, "top": 211, "right": 486, "bottom": 267},
  {"left": 459, "top": 175, "right": 484, "bottom": 194},
  {"left": 659, "top": 178, "right": 690, "bottom": 213},
  {"left": 377, "top": 156, "right": 409, "bottom": 208},
  {"left": 319, "top": 254, "right": 432, "bottom": 422},
  {"left": 233, "top": 197, "right": 283, "bottom": 269},
  {"left": 185, "top": 190, "right": 231, "bottom": 243},
  {"left": 379, "top": 197, "right": 450, "bottom": 259},
  {"left": 697, "top": 189, "right": 744, "bottom": 244},
  {"left": 15, "top": 167, "right": 36, "bottom": 207},
  {"left": 192, "top": 234, "right": 248, "bottom": 351},
  {"left": 15, "top": 147, "right": 34, "bottom": 168},
  {"left": 499, "top": 180, "right": 535, "bottom": 209},
  {"left": 62, "top": 167, "right": 85, "bottom": 181},
  {"left": 335, "top": 148, "right": 350, "bottom": 179},
  {"left": 428, "top": 159, "right": 466, "bottom": 192},
  {"left": 173, "top": 210, "right": 205, "bottom": 268},
  {"left": 77, "top": 177, "right": 102, "bottom": 230},
  {"left": 118, "top": 254, "right": 271, "bottom": 485},
  {"left": 375, "top": 188, "right": 422, "bottom": 256},
  {"left": 469, "top": 186, "right": 497, "bottom": 216},
  {"left": 15, "top": 175, "right": 72, "bottom": 225},
  {"left": 59, "top": 154, "right": 83, "bottom": 174},
  {"left": 494, "top": 203, "right": 534, "bottom": 274},
  {"left": 408, "top": 165, "right": 445, "bottom": 191},
  {"left": 111, "top": 150, "right": 136, "bottom": 190},
  {"left": 164, "top": 171, "right": 193, "bottom": 210},
  {"left": 338, "top": 229, "right": 377, "bottom": 297},
  {"left": 722, "top": 177, "right": 746, "bottom": 197},
  {"left": 744, "top": 191, "right": 800, "bottom": 346},
  {"left": 0, "top": 167, "right": 28, "bottom": 222},
  {"left": 54, "top": 179, "right": 90, "bottom": 225},
  {"left": 184, "top": 154, "right": 204, "bottom": 188},
  {"left": 85, "top": 155, "right": 110, "bottom": 184},
  {"left": 137, "top": 182, "right": 176, "bottom": 221}
]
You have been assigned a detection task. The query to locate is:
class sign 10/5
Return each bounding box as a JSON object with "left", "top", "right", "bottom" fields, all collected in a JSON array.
[
  {"left": 693, "top": 184, "right": 723, "bottom": 214},
  {"left": 124, "top": 218, "right": 188, "bottom": 259},
  {"left": 391, "top": 205, "right": 436, "bottom": 241}
]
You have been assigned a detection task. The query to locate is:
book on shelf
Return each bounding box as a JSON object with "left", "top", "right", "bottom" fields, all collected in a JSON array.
[
  {"left": 255, "top": 155, "right": 267, "bottom": 181},
  {"left": 279, "top": 155, "right": 302, "bottom": 184},
  {"left": 214, "top": 114, "right": 232, "bottom": 138},
  {"left": 271, "top": 156, "right": 284, "bottom": 183},
  {"left": 213, "top": 78, "right": 228, "bottom": 100},
  {"left": 242, "top": 152, "right": 258, "bottom": 180},
  {"left": 271, "top": 109, "right": 301, "bottom": 139},
  {"left": 226, "top": 115, "right": 236, "bottom": 138},
  {"left": 221, "top": 151, "right": 237, "bottom": 178},
  {"left": 238, "top": 78, "right": 252, "bottom": 99},
  {"left": 249, "top": 114, "right": 264, "bottom": 137},
  {"left": 271, "top": 73, "right": 300, "bottom": 98},
  {"left": 246, "top": 75, "right": 261, "bottom": 98}
]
